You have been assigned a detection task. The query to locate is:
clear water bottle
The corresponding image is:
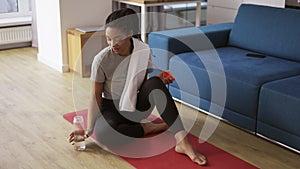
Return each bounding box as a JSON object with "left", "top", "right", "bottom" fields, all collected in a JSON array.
[{"left": 73, "top": 115, "right": 86, "bottom": 151}]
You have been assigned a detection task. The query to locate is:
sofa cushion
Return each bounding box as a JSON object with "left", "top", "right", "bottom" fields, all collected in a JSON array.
[
  {"left": 228, "top": 4, "right": 300, "bottom": 62},
  {"left": 258, "top": 75, "right": 300, "bottom": 150},
  {"left": 169, "top": 47, "right": 300, "bottom": 121}
]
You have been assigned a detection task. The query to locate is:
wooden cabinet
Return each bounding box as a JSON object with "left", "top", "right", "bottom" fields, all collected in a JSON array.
[
  {"left": 286, "top": 0, "right": 300, "bottom": 8},
  {"left": 207, "top": 0, "right": 285, "bottom": 25},
  {"left": 67, "top": 28, "right": 107, "bottom": 77},
  {"left": 285, "top": 0, "right": 300, "bottom": 9}
]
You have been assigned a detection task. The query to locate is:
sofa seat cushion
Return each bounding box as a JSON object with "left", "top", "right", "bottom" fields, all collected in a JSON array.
[
  {"left": 258, "top": 76, "right": 300, "bottom": 151},
  {"left": 228, "top": 4, "right": 300, "bottom": 62},
  {"left": 169, "top": 47, "right": 300, "bottom": 120}
]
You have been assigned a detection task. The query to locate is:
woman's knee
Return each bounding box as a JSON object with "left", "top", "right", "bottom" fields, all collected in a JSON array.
[
  {"left": 94, "top": 116, "right": 131, "bottom": 146},
  {"left": 141, "top": 76, "right": 166, "bottom": 91},
  {"left": 143, "top": 76, "right": 165, "bottom": 89},
  {"left": 94, "top": 117, "right": 117, "bottom": 145}
]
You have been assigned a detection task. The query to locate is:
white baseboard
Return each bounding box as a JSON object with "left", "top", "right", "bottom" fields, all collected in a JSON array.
[
  {"left": 62, "top": 64, "right": 70, "bottom": 72},
  {"left": 38, "top": 53, "right": 69, "bottom": 73}
]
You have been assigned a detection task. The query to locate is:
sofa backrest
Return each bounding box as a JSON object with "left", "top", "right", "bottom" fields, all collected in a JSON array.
[{"left": 228, "top": 4, "right": 300, "bottom": 62}]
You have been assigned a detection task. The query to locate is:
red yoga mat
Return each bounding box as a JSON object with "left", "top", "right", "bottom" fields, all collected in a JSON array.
[{"left": 63, "top": 109, "right": 258, "bottom": 169}]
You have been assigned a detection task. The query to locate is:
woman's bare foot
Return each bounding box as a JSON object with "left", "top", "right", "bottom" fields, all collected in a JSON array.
[
  {"left": 140, "top": 119, "right": 169, "bottom": 135},
  {"left": 175, "top": 131, "right": 207, "bottom": 166}
]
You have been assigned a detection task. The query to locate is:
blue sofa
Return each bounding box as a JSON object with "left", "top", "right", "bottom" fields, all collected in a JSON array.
[{"left": 148, "top": 4, "right": 300, "bottom": 152}]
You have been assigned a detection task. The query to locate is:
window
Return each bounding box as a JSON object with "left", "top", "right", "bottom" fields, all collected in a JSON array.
[{"left": 0, "top": 0, "right": 32, "bottom": 18}]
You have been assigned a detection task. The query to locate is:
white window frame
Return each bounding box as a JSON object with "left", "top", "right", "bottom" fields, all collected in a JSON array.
[{"left": 0, "top": 0, "right": 32, "bottom": 19}]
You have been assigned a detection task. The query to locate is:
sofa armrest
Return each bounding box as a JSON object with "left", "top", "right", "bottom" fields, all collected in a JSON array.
[{"left": 148, "top": 23, "right": 233, "bottom": 70}]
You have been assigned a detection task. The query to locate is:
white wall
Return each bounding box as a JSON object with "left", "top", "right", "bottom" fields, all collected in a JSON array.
[
  {"left": 31, "top": 0, "right": 38, "bottom": 47},
  {"left": 243, "top": 0, "right": 285, "bottom": 8},
  {"left": 207, "top": 0, "right": 285, "bottom": 25},
  {"left": 35, "top": 0, "right": 111, "bottom": 72},
  {"left": 35, "top": 0, "right": 63, "bottom": 71}
]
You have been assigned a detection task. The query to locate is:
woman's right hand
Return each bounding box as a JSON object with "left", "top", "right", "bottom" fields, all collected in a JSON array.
[{"left": 68, "top": 129, "right": 87, "bottom": 145}]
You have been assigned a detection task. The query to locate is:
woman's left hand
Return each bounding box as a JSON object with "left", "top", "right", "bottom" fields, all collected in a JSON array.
[{"left": 156, "top": 70, "right": 175, "bottom": 84}]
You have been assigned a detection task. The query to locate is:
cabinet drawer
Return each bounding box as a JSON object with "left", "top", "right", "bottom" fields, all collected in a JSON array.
[{"left": 207, "top": 0, "right": 242, "bottom": 9}]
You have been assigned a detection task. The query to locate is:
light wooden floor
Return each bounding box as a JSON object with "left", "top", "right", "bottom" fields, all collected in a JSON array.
[{"left": 0, "top": 47, "right": 299, "bottom": 169}]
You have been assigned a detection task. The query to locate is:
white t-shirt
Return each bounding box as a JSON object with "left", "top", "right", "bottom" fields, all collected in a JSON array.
[{"left": 90, "top": 38, "right": 154, "bottom": 101}]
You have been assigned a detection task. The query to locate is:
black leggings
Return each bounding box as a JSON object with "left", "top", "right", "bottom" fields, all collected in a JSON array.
[{"left": 94, "top": 76, "right": 184, "bottom": 146}]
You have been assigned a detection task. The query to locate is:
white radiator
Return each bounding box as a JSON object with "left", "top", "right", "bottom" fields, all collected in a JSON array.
[{"left": 0, "top": 25, "right": 32, "bottom": 45}]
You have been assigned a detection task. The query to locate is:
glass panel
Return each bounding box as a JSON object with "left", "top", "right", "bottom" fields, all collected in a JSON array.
[{"left": 0, "top": 0, "right": 18, "bottom": 14}]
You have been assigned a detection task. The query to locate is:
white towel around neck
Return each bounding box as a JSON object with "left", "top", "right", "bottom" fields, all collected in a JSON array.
[{"left": 119, "top": 38, "right": 150, "bottom": 112}]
